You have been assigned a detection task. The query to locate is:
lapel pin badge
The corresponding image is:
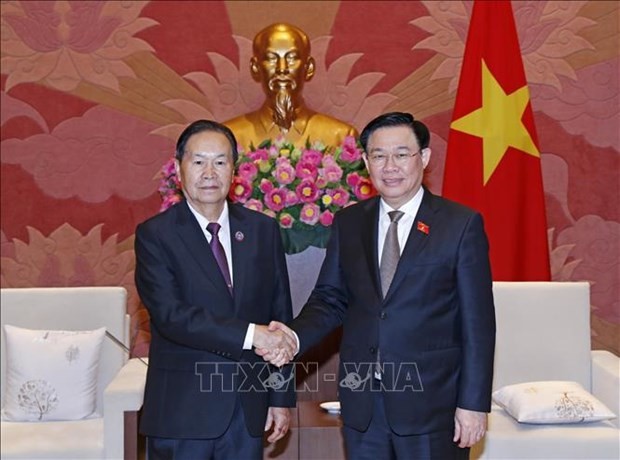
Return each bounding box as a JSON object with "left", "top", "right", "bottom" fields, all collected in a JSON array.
[
  {"left": 416, "top": 221, "right": 430, "bottom": 235},
  {"left": 235, "top": 231, "right": 245, "bottom": 242}
]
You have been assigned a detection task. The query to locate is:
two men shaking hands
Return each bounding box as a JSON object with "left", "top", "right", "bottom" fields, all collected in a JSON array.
[{"left": 253, "top": 321, "right": 298, "bottom": 368}]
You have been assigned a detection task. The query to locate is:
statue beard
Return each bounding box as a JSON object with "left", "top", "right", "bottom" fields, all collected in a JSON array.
[{"left": 271, "top": 86, "right": 295, "bottom": 131}]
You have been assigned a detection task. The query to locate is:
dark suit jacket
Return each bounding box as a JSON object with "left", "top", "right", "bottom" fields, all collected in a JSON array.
[
  {"left": 292, "top": 190, "right": 495, "bottom": 435},
  {"left": 135, "top": 200, "right": 295, "bottom": 439}
]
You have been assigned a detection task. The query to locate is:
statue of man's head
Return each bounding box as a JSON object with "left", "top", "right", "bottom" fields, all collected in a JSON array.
[{"left": 251, "top": 23, "right": 316, "bottom": 130}]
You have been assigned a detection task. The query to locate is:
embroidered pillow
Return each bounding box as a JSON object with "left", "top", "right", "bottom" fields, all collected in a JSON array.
[
  {"left": 492, "top": 380, "right": 616, "bottom": 424},
  {"left": 2, "top": 325, "right": 106, "bottom": 422}
]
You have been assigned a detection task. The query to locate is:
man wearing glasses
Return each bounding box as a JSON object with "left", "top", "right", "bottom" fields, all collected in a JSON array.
[{"left": 261, "top": 112, "right": 496, "bottom": 459}]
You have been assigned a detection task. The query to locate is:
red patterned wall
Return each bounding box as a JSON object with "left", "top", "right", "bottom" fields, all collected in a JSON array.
[{"left": 1, "top": 1, "right": 618, "bottom": 355}]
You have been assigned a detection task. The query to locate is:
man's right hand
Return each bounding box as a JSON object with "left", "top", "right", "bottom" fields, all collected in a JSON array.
[{"left": 253, "top": 322, "right": 297, "bottom": 367}]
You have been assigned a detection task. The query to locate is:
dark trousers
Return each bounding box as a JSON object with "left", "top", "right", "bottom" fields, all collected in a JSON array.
[
  {"left": 343, "top": 381, "right": 470, "bottom": 460},
  {"left": 147, "top": 398, "right": 263, "bottom": 460}
]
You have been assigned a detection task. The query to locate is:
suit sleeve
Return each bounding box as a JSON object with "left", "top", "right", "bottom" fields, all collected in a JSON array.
[
  {"left": 455, "top": 212, "right": 496, "bottom": 412},
  {"left": 135, "top": 221, "right": 248, "bottom": 360}
]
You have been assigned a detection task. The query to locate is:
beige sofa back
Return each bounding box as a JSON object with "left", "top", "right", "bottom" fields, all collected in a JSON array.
[
  {"left": 492, "top": 281, "right": 591, "bottom": 391},
  {"left": 1, "top": 287, "right": 129, "bottom": 414}
]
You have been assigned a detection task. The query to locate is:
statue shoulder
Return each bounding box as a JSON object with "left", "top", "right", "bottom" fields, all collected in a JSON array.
[
  {"left": 223, "top": 113, "right": 263, "bottom": 151},
  {"left": 307, "top": 113, "right": 358, "bottom": 137},
  {"left": 223, "top": 113, "right": 254, "bottom": 131},
  {"left": 304, "top": 112, "right": 358, "bottom": 145}
]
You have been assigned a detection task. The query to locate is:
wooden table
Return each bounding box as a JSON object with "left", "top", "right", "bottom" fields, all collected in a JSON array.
[{"left": 297, "top": 401, "right": 346, "bottom": 460}]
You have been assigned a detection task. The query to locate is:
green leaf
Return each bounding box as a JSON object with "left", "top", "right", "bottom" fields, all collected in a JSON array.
[{"left": 280, "top": 226, "right": 332, "bottom": 254}]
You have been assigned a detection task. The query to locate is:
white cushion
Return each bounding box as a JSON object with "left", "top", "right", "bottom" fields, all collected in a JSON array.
[
  {"left": 0, "top": 418, "right": 104, "bottom": 458},
  {"left": 472, "top": 404, "right": 620, "bottom": 459},
  {"left": 2, "top": 325, "right": 105, "bottom": 422},
  {"left": 493, "top": 381, "right": 616, "bottom": 424}
]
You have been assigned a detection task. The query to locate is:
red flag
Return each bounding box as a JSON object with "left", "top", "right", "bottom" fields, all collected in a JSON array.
[{"left": 442, "top": 0, "right": 550, "bottom": 281}]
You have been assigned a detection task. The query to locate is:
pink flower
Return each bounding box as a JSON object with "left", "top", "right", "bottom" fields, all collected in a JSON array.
[
  {"left": 259, "top": 178, "right": 274, "bottom": 194},
  {"left": 265, "top": 188, "right": 287, "bottom": 212},
  {"left": 238, "top": 162, "right": 258, "bottom": 181},
  {"left": 295, "top": 161, "right": 318, "bottom": 180},
  {"left": 244, "top": 199, "right": 263, "bottom": 212},
  {"left": 229, "top": 177, "right": 252, "bottom": 203},
  {"left": 286, "top": 190, "right": 299, "bottom": 206},
  {"left": 328, "top": 188, "right": 350, "bottom": 207},
  {"left": 269, "top": 146, "right": 280, "bottom": 158},
  {"left": 161, "top": 157, "right": 177, "bottom": 176},
  {"left": 320, "top": 160, "right": 343, "bottom": 183},
  {"left": 315, "top": 176, "right": 328, "bottom": 188},
  {"left": 354, "top": 177, "right": 376, "bottom": 200},
  {"left": 301, "top": 149, "right": 323, "bottom": 166},
  {"left": 160, "top": 193, "right": 182, "bottom": 212},
  {"left": 319, "top": 210, "right": 334, "bottom": 226},
  {"left": 300, "top": 203, "right": 320, "bottom": 225},
  {"left": 279, "top": 213, "right": 294, "bottom": 228},
  {"left": 296, "top": 180, "right": 319, "bottom": 203},
  {"left": 159, "top": 137, "right": 377, "bottom": 240},
  {"left": 273, "top": 157, "right": 296, "bottom": 185},
  {"left": 340, "top": 136, "right": 362, "bottom": 162},
  {"left": 248, "top": 149, "right": 269, "bottom": 161},
  {"left": 172, "top": 174, "right": 181, "bottom": 189},
  {"left": 346, "top": 172, "right": 362, "bottom": 188}
]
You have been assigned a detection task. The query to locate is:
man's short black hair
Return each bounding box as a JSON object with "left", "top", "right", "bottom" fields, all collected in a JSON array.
[
  {"left": 175, "top": 120, "right": 239, "bottom": 164},
  {"left": 359, "top": 112, "right": 430, "bottom": 152}
]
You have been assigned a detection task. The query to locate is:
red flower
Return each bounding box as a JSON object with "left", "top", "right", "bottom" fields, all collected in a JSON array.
[{"left": 229, "top": 177, "right": 252, "bottom": 203}]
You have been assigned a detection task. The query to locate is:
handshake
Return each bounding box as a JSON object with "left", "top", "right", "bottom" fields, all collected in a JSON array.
[{"left": 253, "top": 321, "right": 298, "bottom": 367}]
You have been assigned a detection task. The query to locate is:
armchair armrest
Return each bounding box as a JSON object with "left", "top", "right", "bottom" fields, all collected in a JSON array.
[
  {"left": 103, "top": 358, "right": 148, "bottom": 459},
  {"left": 591, "top": 350, "right": 619, "bottom": 427}
]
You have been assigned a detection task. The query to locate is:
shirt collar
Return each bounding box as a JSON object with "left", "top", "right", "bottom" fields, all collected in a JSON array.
[
  {"left": 379, "top": 187, "right": 425, "bottom": 218},
  {"left": 186, "top": 200, "right": 229, "bottom": 229}
]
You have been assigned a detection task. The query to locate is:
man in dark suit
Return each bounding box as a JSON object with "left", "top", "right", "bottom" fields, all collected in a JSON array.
[
  {"left": 262, "top": 112, "right": 495, "bottom": 459},
  {"left": 135, "top": 120, "right": 296, "bottom": 459}
]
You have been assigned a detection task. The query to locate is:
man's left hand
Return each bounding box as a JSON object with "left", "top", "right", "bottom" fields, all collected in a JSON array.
[
  {"left": 264, "top": 407, "right": 290, "bottom": 443},
  {"left": 453, "top": 407, "right": 487, "bottom": 448}
]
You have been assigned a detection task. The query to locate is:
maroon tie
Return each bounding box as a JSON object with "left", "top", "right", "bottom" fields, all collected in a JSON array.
[{"left": 206, "top": 223, "right": 233, "bottom": 294}]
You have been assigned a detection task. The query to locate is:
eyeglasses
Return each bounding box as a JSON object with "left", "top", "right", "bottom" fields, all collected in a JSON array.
[{"left": 366, "top": 150, "right": 421, "bottom": 167}]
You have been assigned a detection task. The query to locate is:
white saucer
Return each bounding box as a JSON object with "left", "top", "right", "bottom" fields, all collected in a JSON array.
[{"left": 319, "top": 401, "right": 341, "bottom": 414}]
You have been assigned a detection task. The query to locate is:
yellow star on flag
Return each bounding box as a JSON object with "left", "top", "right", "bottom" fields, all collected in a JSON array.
[{"left": 450, "top": 59, "right": 539, "bottom": 185}]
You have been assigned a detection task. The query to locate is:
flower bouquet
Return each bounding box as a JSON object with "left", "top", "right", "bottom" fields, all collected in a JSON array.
[{"left": 159, "top": 135, "right": 376, "bottom": 254}]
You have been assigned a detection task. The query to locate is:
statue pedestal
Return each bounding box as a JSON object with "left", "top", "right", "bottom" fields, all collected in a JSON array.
[
  {"left": 285, "top": 246, "right": 325, "bottom": 316},
  {"left": 286, "top": 247, "right": 340, "bottom": 402}
]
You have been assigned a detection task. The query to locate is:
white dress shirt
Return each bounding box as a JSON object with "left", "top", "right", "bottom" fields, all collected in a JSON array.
[
  {"left": 186, "top": 201, "right": 255, "bottom": 350},
  {"left": 377, "top": 187, "right": 425, "bottom": 263}
]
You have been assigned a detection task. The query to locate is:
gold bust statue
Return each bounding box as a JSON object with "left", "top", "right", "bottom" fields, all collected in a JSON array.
[{"left": 224, "top": 23, "right": 358, "bottom": 150}]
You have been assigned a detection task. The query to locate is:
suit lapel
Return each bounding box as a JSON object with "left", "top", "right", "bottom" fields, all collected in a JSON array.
[
  {"left": 175, "top": 201, "right": 234, "bottom": 298},
  {"left": 384, "top": 189, "right": 436, "bottom": 302},
  {"left": 229, "top": 203, "right": 251, "bottom": 312},
  {"left": 360, "top": 197, "right": 383, "bottom": 300}
]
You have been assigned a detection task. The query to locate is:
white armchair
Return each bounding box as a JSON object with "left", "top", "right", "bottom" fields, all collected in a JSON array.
[
  {"left": 472, "top": 282, "right": 620, "bottom": 459},
  {"left": 1, "top": 287, "right": 148, "bottom": 460}
]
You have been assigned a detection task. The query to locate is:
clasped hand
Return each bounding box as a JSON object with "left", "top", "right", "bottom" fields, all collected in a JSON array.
[{"left": 253, "top": 321, "right": 297, "bottom": 367}]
